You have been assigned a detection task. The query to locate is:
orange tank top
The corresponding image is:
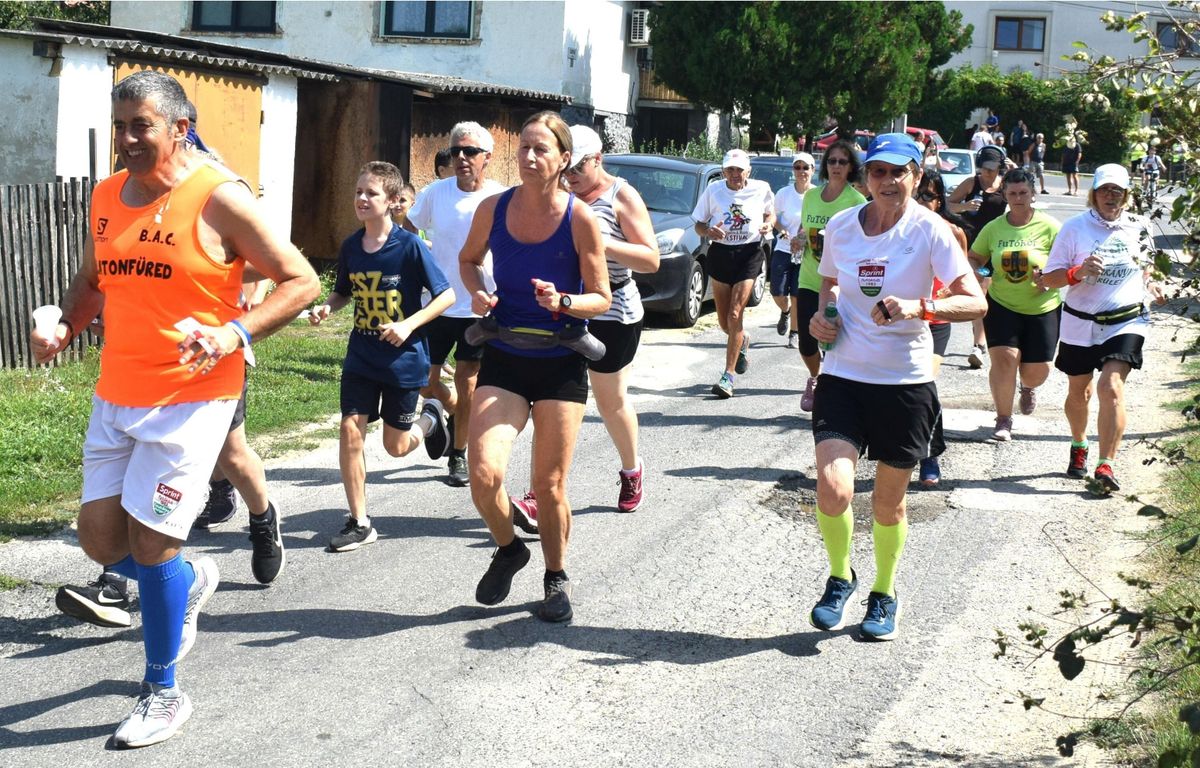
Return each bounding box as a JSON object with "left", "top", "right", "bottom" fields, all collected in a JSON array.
[{"left": 92, "top": 162, "right": 245, "bottom": 406}]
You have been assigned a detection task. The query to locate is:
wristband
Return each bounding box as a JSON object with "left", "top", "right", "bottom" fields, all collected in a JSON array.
[
  {"left": 921, "top": 297, "right": 937, "bottom": 321},
  {"left": 1066, "top": 265, "right": 1082, "bottom": 286},
  {"left": 228, "top": 318, "right": 252, "bottom": 348},
  {"left": 58, "top": 318, "right": 76, "bottom": 341}
]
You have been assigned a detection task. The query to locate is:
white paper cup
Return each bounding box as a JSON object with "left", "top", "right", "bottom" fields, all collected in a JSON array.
[{"left": 32, "top": 305, "right": 62, "bottom": 339}]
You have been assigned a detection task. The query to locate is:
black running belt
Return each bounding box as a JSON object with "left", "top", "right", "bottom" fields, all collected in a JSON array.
[
  {"left": 1062, "top": 302, "right": 1144, "bottom": 325},
  {"left": 610, "top": 277, "right": 632, "bottom": 291}
]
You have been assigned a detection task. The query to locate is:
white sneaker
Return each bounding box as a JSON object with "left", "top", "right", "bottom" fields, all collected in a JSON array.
[
  {"left": 112, "top": 682, "right": 193, "bottom": 748},
  {"left": 176, "top": 556, "right": 219, "bottom": 663},
  {"left": 967, "top": 345, "right": 986, "bottom": 369}
]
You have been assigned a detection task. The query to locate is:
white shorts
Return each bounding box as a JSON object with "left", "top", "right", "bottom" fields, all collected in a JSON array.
[{"left": 82, "top": 396, "right": 238, "bottom": 541}]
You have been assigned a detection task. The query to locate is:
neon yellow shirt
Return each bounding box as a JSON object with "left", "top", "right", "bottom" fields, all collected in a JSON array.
[{"left": 971, "top": 210, "right": 1062, "bottom": 315}]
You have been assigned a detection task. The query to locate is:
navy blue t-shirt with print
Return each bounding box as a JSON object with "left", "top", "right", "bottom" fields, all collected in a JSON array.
[{"left": 333, "top": 223, "right": 451, "bottom": 388}]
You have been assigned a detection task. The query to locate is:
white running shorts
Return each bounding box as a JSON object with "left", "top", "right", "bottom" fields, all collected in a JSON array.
[{"left": 82, "top": 395, "right": 238, "bottom": 541}]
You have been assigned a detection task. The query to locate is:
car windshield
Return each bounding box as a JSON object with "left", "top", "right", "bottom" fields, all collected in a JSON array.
[
  {"left": 605, "top": 163, "right": 699, "bottom": 215},
  {"left": 750, "top": 163, "right": 793, "bottom": 194},
  {"left": 938, "top": 151, "right": 972, "bottom": 175}
]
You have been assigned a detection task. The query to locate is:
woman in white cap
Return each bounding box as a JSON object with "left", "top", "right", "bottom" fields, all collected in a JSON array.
[
  {"left": 769, "top": 152, "right": 816, "bottom": 348},
  {"left": 807, "top": 133, "right": 986, "bottom": 641},
  {"left": 691, "top": 148, "right": 775, "bottom": 398},
  {"left": 1038, "top": 164, "right": 1166, "bottom": 493}
]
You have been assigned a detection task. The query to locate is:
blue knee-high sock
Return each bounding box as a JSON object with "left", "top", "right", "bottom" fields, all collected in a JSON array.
[
  {"left": 135, "top": 555, "right": 195, "bottom": 688},
  {"left": 105, "top": 555, "right": 139, "bottom": 581}
]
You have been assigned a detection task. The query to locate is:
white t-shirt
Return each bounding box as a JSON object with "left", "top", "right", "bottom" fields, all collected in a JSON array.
[
  {"left": 691, "top": 178, "right": 774, "bottom": 246},
  {"left": 969, "top": 130, "right": 994, "bottom": 151},
  {"left": 772, "top": 183, "right": 807, "bottom": 253},
  {"left": 1044, "top": 209, "right": 1154, "bottom": 346},
  {"left": 818, "top": 202, "right": 971, "bottom": 384},
  {"left": 407, "top": 177, "right": 507, "bottom": 317}
]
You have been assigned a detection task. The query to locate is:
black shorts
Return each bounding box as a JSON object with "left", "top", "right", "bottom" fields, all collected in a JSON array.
[
  {"left": 811, "top": 374, "right": 944, "bottom": 467},
  {"left": 588, "top": 318, "right": 642, "bottom": 374},
  {"left": 795, "top": 288, "right": 820, "bottom": 357},
  {"left": 425, "top": 315, "right": 484, "bottom": 366},
  {"left": 769, "top": 250, "right": 800, "bottom": 298},
  {"left": 340, "top": 368, "right": 421, "bottom": 430},
  {"left": 230, "top": 365, "right": 249, "bottom": 431},
  {"left": 477, "top": 344, "right": 589, "bottom": 405},
  {"left": 707, "top": 242, "right": 765, "bottom": 285},
  {"left": 982, "top": 295, "right": 1061, "bottom": 363},
  {"left": 930, "top": 322, "right": 951, "bottom": 357},
  {"left": 1055, "top": 333, "right": 1144, "bottom": 376}
]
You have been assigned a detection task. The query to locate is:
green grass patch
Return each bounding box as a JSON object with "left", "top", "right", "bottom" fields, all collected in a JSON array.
[
  {"left": 0, "top": 307, "right": 352, "bottom": 536},
  {"left": 0, "top": 573, "right": 28, "bottom": 591}
]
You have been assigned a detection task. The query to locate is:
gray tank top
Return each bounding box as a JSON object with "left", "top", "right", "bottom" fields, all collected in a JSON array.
[{"left": 592, "top": 177, "right": 643, "bottom": 324}]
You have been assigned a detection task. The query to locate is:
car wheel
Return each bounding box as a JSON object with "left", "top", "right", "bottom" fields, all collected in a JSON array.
[
  {"left": 671, "top": 258, "right": 706, "bottom": 327},
  {"left": 747, "top": 257, "right": 767, "bottom": 308}
]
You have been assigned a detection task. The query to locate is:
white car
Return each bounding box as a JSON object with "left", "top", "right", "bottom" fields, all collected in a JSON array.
[{"left": 933, "top": 148, "right": 975, "bottom": 192}]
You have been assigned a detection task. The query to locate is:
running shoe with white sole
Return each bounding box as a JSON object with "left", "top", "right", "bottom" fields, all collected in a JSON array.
[
  {"left": 810, "top": 569, "right": 858, "bottom": 631},
  {"left": 112, "top": 682, "right": 193, "bottom": 748},
  {"left": 248, "top": 502, "right": 285, "bottom": 584},
  {"left": 918, "top": 456, "right": 940, "bottom": 488},
  {"left": 617, "top": 464, "right": 644, "bottom": 513},
  {"left": 787, "top": 331, "right": 799, "bottom": 349},
  {"left": 56, "top": 571, "right": 132, "bottom": 628},
  {"left": 511, "top": 493, "right": 539, "bottom": 535},
  {"left": 175, "top": 556, "right": 219, "bottom": 663},
  {"left": 421, "top": 399, "right": 450, "bottom": 460},
  {"left": 967, "top": 344, "right": 986, "bottom": 369},
  {"left": 860, "top": 591, "right": 900, "bottom": 641},
  {"left": 712, "top": 372, "right": 734, "bottom": 399},
  {"left": 192, "top": 479, "right": 236, "bottom": 530},
  {"left": 329, "top": 517, "right": 378, "bottom": 552},
  {"left": 992, "top": 415, "right": 1013, "bottom": 442}
]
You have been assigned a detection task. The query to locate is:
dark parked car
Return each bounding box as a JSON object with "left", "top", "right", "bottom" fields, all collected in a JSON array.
[{"left": 602, "top": 154, "right": 766, "bottom": 327}]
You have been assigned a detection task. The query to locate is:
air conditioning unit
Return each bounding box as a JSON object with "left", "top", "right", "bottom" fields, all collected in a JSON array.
[{"left": 629, "top": 9, "right": 650, "bottom": 46}]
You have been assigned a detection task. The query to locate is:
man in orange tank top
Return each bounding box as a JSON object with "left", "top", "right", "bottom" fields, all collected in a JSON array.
[{"left": 30, "top": 71, "right": 318, "bottom": 748}]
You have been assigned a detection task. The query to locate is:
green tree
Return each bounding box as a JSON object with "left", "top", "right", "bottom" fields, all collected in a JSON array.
[
  {"left": 0, "top": 1, "right": 109, "bottom": 30},
  {"left": 647, "top": 1, "right": 971, "bottom": 144}
]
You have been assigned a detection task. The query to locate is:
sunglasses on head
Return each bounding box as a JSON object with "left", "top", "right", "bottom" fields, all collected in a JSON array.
[
  {"left": 450, "top": 146, "right": 487, "bottom": 158},
  {"left": 825, "top": 157, "right": 851, "bottom": 166}
]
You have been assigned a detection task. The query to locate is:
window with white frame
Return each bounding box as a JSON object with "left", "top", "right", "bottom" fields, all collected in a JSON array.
[
  {"left": 192, "top": 1, "right": 276, "bottom": 32},
  {"left": 994, "top": 17, "right": 1045, "bottom": 52},
  {"left": 382, "top": 1, "right": 473, "bottom": 39}
]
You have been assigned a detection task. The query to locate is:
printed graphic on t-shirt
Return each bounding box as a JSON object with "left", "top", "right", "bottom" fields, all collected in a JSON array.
[
  {"left": 350, "top": 270, "right": 404, "bottom": 330},
  {"left": 858, "top": 263, "right": 885, "bottom": 297},
  {"left": 808, "top": 228, "right": 825, "bottom": 262},
  {"left": 1090, "top": 238, "right": 1138, "bottom": 286},
  {"left": 723, "top": 203, "right": 752, "bottom": 243},
  {"left": 1001, "top": 250, "right": 1030, "bottom": 283}
]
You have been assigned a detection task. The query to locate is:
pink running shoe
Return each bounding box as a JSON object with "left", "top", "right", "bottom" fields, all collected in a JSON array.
[
  {"left": 617, "top": 464, "right": 644, "bottom": 513},
  {"left": 800, "top": 376, "right": 817, "bottom": 412},
  {"left": 511, "top": 491, "right": 539, "bottom": 534}
]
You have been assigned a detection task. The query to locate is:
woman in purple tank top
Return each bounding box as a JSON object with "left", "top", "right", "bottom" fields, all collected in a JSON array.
[{"left": 459, "top": 111, "right": 610, "bottom": 623}]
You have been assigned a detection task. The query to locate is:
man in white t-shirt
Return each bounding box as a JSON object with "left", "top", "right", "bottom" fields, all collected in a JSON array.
[
  {"left": 807, "top": 133, "right": 986, "bottom": 643},
  {"left": 406, "top": 121, "right": 507, "bottom": 486}
]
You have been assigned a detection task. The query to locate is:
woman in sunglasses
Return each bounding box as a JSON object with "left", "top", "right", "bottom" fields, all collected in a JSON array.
[
  {"left": 794, "top": 139, "right": 866, "bottom": 412},
  {"left": 807, "top": 133, "right": 986, "bottom": 641},
  {"left": 967, "top": 169, "right": 1061, "bottom": 443},
  {"left": 770, "top": 152, "right": 817, "bottom": 349}
]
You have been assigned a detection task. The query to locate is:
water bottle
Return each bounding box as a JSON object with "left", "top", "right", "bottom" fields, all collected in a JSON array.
[{"left": 818, "top": 301, "right": 838, "bottom": 352}]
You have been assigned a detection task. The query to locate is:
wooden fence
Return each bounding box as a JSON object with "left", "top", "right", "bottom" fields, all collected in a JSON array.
[{"left": 0, "top": 180, "right": 95, "bottom": 368}]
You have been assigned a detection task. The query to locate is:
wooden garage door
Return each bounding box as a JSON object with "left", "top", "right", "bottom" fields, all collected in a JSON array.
[{"left": 113, "top": 61, "right": 262, "bottom": 194}]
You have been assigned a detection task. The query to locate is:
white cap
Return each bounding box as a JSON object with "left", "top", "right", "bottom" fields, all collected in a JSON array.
[
  {"left": 792, "top": 152, "right": 816, "bottom": 168},
  {"left": 721, "top": 148, "right": 751, "bottom": 170},
  {"left": 1092, "top": 163, "right": 1131, "bottom": 190},
  {"left": 568, "top": 125, "right": 603, "bottom": 168}
]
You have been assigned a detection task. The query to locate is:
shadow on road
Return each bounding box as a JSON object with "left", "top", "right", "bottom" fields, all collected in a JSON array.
[
  {"left": 0, "top": 678, "right": 138, "bottom": 749},
  {"left": 839, "top": 739, "right": 1066, "bottom": 767},
  {"left": 0, "top": 613, "right": 138, "bottom": 660}
]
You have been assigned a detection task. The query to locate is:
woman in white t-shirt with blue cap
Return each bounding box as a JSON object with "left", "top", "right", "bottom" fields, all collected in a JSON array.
[
  {"left": 807, "top": 133, "right": 986, "bottom": 641},
  {"left": 692, "top": 148, "right": 775, "bottom": 398}
]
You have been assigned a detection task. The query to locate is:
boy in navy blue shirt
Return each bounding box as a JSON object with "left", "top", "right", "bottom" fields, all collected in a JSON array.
[{"left": 310, "top": 162, "right": 455, "bottom": 551}]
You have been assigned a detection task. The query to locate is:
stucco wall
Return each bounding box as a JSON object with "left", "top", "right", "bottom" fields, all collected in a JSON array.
[
  {"left": 110, "top": 0, "right": 639, "bottom": 114},
  {"left": 0, "top": 38, "right": 59, "bottom": 184},
  {"left": 55, "top": 46, "right": 112, "bottom": 181},
  {"left": 259, "top": 75, "right": 298, "bottom": 238}
]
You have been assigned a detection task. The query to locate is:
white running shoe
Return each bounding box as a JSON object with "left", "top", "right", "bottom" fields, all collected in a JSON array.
[
  {"left": 112, "top": 682, "right": 193, "bottom": 748},
  {"left": 175, "top": 556, "right": 219, "bottom": 663}
]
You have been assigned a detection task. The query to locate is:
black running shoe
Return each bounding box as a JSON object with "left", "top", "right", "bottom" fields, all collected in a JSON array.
[
  {"left": 537, "top": 572, "right": 573, "bottom": 622},
  {"left": 735, "top": 336, "right": 750, "bottom": 374},
  {"left": 422, "top": 399, "right": 450, "bottom": 460},
  {"left": 56, "top": 570, "right": 132, "bottom": 628},
  {"left": 447, "top": 451, "right": 469, "bottom": 487},
  {"left": 475, "top": 540, "right": 530, "bottom": 605},
  {"left": 329, "top": 517, "right": 378, "bottom": 552},
  {"left": 248, "top": 501, "right": 285, "bottom": 584},
  {"left": 193, "top": 479, "right": 236, "bottom": 529}
]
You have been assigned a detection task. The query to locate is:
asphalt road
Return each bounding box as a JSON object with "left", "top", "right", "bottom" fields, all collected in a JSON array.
[{"left": 0, "top": 181, "right": 1186, "bottom": 766}]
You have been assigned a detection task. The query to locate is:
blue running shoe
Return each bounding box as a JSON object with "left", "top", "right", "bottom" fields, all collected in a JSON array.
[
  {"left": 810, "top": 569, "right": 858, "bottom": 630},
  {"left": 860, "top": 591, "right": 900, "bottom": 641}
]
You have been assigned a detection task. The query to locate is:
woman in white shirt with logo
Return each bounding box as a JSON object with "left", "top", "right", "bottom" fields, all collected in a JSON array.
[{"left": 807, "top": 133, "right": 986, "bottom": 642}]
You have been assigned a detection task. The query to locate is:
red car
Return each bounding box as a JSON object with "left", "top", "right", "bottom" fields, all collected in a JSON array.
[{"left": 810, "top": 126, "right": 947, "bottom": 153}]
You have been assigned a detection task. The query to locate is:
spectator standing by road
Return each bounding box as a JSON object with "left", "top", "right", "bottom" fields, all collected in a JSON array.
[
  {"left": 1028, "top": 133, "right": 1049, "bottom": 194},
  {"left": 807, "top": 133, "right": 986, "bottom": 641},
  {"left": 1061, "top": 135, "right": 1083, "bottom": 196}
]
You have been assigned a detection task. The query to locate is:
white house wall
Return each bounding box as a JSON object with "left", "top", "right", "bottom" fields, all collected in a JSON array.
[
  {"left": 110, "top": 0, "right": 639, "bottom": 115},
  {"left": 55, "top": 46, "right": 113, "bottom": 182},
  {"left": 0, "top": 38, "right": 60, "bottom": 184},
  {"left": 258, "top": 75, "right": 298, "bottom": 238}
]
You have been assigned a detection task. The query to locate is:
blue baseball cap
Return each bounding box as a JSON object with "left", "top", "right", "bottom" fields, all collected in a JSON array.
[{"left": 864, "top": 133, "right": 922, "bottom": 167}]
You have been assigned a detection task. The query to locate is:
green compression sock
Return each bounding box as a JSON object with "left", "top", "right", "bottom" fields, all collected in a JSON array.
[
  {"left": 1071, "top": 439, "right": 1088, "bottom": 448},
  {"left": 816, "top": 507, "right": 854, "bottom": 581},
  {"left": 872, "top": 518, "right": 909, "bottom": 597}
]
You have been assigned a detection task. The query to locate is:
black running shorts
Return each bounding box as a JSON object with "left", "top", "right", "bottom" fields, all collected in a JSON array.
[
  {"left": 811, "top": 374, "right": 944, "bottom": 467},
  {"left": 707, "top": 242, "right": 765, "bottom": 285},
  {"left": 477, "top": 344, "right": 588, "bottom": 405},
  {"left": 1055, "top": 333, "right": 1144, "bottom": 376},
  {"left": 796, "top": 288, "right": 821, "bottom": 357},
  {"left": 929, "top": 322, "right": 951, "bottom": 358},
  {"left": 982, "top": 294, "right": 1061, "bottom": 363},
  {"left": 587, "top": 319, "right": 642, "bottom": 374},
  {"left": 340, "top": 369, "right": 421, "bottom": 430},
  {"left": 425, "top": 315, "right": 484, "bottom": 367}
]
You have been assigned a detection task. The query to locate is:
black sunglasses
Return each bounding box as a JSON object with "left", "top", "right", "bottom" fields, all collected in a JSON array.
[
  {"left": 917, "top": 191, "right": 938, "bottom": 202},
  {"left": 825, "top": 157, "right": 851, "bottom": 166},
  {"left": 450, "top": 146, "right": 487, "bottom": 158}
]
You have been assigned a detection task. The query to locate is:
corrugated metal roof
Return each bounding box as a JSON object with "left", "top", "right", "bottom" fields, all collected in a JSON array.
[{"left": 14, "top": 19, "right": 570, "bottom": 104}]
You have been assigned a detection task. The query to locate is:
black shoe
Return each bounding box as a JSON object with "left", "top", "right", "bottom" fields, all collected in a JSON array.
[
  {"left": 475, "top": 540, "right": 530, "bottom": 605},
  {"left": 248, "top": 502, "right": 285, "bottom": 584},
  {"left": 193, "top": 479, "right": 236, "bottom": 529},
  {"left": 445, "top": 414, "right": 456, "bottom": 452},
  {"left": 537, "top": 572, "right": 573, "bottom": 622},
  {"left": 447, "top": 450, "right": 469, "bottom": 487},
  {"left": 422, "top": 400, "right": 450, "bottom": 460},
  {"left": 329, "top": 517, "right": 378, "bottom": 552},
  {"left": 56, "top": 571, "right": 132, "bottom": 627},
  {"left": 776, "top": 310, "right": 789, "bottom": 336},
  {"left": 734, "top": 337, "right": 750, "bottom": 374}
]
